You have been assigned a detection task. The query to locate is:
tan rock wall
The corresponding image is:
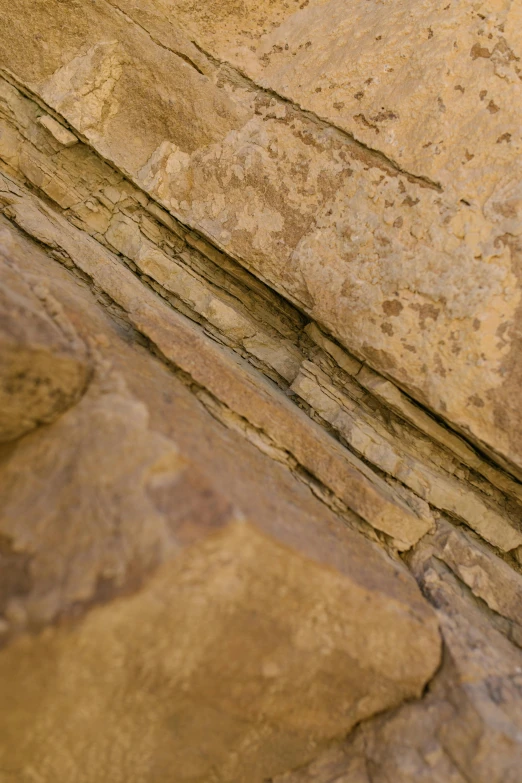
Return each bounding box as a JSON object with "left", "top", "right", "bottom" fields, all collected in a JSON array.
[
  {"left": 1, "top": 0, "right": 521, "bottom": 470},
  {"left": 0, "top": 217, "right": 440, "bottom": 782},
  {"left": 0, "top": 2, "right": 521, "bottom": 781}
]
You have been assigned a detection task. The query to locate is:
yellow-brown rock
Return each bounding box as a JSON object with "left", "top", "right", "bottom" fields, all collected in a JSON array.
[
  {"left": 0, "top": 219, "right": 440, "bottom": 782},
  {"left": 1, "top": 0, "right": 521, "bottom": 471},
  {"left": 278, "top": 547, "right": 522, "bottom": 783},
  {"left": 0, "top": 244, "right": 90, "bottom": 441},
  {"left": 0, "top": 1, "right": 522, "bottom": 780}
]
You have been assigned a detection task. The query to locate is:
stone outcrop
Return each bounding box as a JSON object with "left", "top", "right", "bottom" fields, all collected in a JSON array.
[
  {"left": 0, "top": 216, "right": 440, "bottom": 782},
  {"left": 0, "top": 1, "right": 521, "bottom": 781},
  {"left": 2, "top": 0, "right": 521, "bottom": 472},
  {"left": 277, "top": 548, "right": 522, "bottom": 783}
]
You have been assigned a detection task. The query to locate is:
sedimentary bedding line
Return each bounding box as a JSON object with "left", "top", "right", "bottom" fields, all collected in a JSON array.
[
  {"left": 1, "top": 71, "right": 521, "bottom": 521},
  {"left": 1, "top": 174, "right": 420, "bottom": 546},
  {"left": 0, "top": 208, "right": 380, "bottom": 549},
  {"left": 100, "top": 0, "right": 441, "bottom": 192},
  {"left": 102, "top": 0, "right": 206, "bottom": 75},
  {"left": 191, "top": 38, "right": 443, "bottom": 191}
]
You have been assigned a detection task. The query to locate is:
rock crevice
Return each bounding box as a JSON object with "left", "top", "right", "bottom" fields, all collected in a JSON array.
[{"left": 0, "top": 2, "right": 521, "bottom": 781}]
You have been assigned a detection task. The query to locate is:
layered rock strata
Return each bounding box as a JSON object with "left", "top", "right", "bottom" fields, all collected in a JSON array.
[
  {"left": 0, "top": 212, "right": 441, "bottom": 782},
  {"left": 0, "top": 1, "right": 521, "bottom": 781},
  {"left": 2, "top": 0, "right": 521, "bottom": 470}
]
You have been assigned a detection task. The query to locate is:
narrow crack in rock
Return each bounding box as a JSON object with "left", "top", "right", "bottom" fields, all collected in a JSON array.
[
  {"left": 102, "top": 0, "right": 443, "bottom": 193},
  {"left": 189, "top": 37, "right": 444, "bottom": 193},
  {"left": 1, "top": 75, "right": 521, "bottom": 564},
  {"left": 1, "top": 16, "right": 522, "bottom": 776}
]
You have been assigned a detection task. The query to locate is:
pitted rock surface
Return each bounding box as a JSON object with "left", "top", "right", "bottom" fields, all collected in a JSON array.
[{"left": 0, "top": 2, "right": 521, "bottom": 781}]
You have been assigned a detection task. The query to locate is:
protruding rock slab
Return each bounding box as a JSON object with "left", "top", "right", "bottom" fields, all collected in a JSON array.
[
  {"left": 1, "top": 0, "right": 520, "bottom": 470},
  {"left": 0, "top": 378, "right": 440, "bottom": 781}
]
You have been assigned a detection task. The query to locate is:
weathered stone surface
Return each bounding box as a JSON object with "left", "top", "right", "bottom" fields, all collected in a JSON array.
[
  {"left": 1, "top": 0, "right": 521, "bottom": 471},
  {"left": 290, "top": 360, "right": 521, "bottom": 552},
  {"left": 1, "top": 3, "right": 522, "bottom": 780},
  {"left": 167, "top": 0, "right": 522, "bottom": 200},
  {"left": 433, "top": 520, "right": 522, "bottom": 647},
  {"left": 0, "top": 171, "right": 431, "bottom": 546},
  {"left": 0, "top": 238, "right": 90, "bottom": 441},
  {"left": 276, "top": 557, "right": 522, "bottom": 783},
  {"left": 38, "top": 114, "right": 78, "bottom": 148},
  {"left": 0, "top": 218, "right": 440, "bottom": 782},
  {"left": 2, "top": 67, "right": 521, "bottom": 558}
]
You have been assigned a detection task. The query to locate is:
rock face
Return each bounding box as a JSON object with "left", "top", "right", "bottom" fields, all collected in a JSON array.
[
  {"left": 0, "top": 251, "right": 90, "bottom": 441},
  {"left": 0, "top": 217, "right": 440, "bottom": 782},
  {"left": 277, "top": 550, "right": 522, "bottom": 783},
  {"left": 0, "top": 1, "right": 521, "bottom": 781},
  {"left": 2, "top": 0, "right": 521, "bottom": 471}
]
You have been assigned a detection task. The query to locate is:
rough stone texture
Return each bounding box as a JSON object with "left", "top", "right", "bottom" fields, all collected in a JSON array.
[
  {"left": 0, "top": 248, "right": 90, "bottom": 441},
  {"left": 0, "top": 218, "right": 441, "bottom": 782},
  {"left": 277, "top": 553, "right": 522, "bottom": 783},
  {"left": 1, "top": 75, "right": 521, "bottom": 556},
  {"left": 1, "top": 0, "right": 521, "bottom": 472},
  {"left": 1, "top": 2, "right": 522, "bottom": 781}
]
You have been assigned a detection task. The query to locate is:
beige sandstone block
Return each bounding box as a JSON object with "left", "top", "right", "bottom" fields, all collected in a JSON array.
[{"left": 37, "top": 114, "right": 78, "bottom": 148}]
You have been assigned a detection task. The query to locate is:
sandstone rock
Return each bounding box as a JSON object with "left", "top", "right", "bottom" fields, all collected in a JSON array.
[
  {"left": 435, "top": 521, "right": 522, "bottom": 647},
  {"left": 0, "top": 506, "right": 439, "bottom": 781},
  {"left": 276, "top": 558, "right": 522, "bottom": 783},
  {"left": 0, "top": 217, "right": 440, "bottom": 782},
  {"left": 0, "top": 239, "right": 90, "bottom": 441},
  {"left": 410, "top": 557, "right": 522, "bottom": 783},
  {"left": 37, "top": 114, "right": 78, "bottom": 148},
  {"left": 0, "top": 174, "right": 430, "bottom": 545},
  {"left": 1, "top": 0, "right": 521, "bottom": 471},
  {"left": 2, "top": 68, "right": 520, "bottom": 559},
  {"left": 290, "top": 360, "right": 522, "bottom": 552},
  {"left": 1, "top": 3, "right": 522, "bottom": 779}
]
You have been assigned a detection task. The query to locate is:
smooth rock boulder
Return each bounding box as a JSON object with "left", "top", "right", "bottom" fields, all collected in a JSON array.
[
  {"left": 275, "top": 552, "right": 522, "bottom": 783},
  {"left": 0, "top": 378, "right": 441, "bottom": 782}
]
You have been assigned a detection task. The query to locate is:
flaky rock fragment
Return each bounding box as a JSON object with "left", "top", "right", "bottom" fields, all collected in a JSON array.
[
  {"left": 37, "top": 114, "right": 78, "bottom": 148},
  {"left": 432, "top": 521, "right": 522, "bottom": 648},
  {"left": 0, "top": 240, "right": 90, "bottom": 441}
]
